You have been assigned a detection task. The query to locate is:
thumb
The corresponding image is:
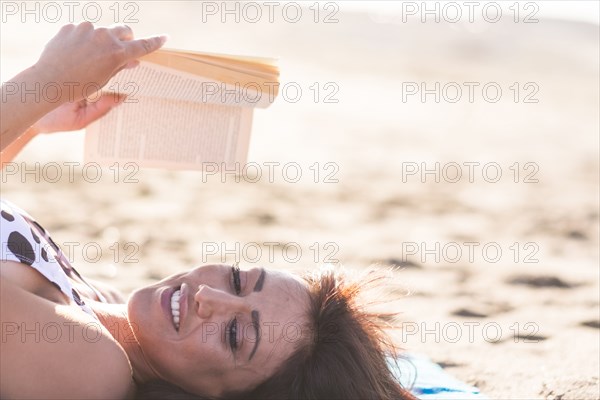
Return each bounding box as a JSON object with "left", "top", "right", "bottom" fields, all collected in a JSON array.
[{"left": 81, "top": 93, "right": 126, "bottom": 125}]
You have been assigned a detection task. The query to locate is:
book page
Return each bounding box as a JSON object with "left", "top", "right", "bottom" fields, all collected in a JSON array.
[
  {"left": 104, "top": 62, "right": 277, "bottom": 109},
  {"left": 157, "top": 52, "right": 278, "bottom": 80},
  {"left": 148, "top": 50, "right": 280, "bottom": 79},
  {"left": 84, "top": 98, "right": 253, "bottom": 170},
  {"left": 159, "top": 48, "right": 279, "bottom": 67}
]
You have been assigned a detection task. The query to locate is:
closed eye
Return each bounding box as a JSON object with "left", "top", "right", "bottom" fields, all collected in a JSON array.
[{"left": 228, "top": 317, "right": 238, "bottom": 353}]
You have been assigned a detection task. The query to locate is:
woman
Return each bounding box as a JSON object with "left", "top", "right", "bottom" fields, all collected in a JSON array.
[{"left": 0, "top": 23, "right": 416, "bottom": 400}]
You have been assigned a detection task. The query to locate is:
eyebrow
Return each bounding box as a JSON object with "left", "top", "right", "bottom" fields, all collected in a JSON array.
[
  {"left": 248, "top": 269, "right": 266, "bottom": 360},
  {"left": 248, "top": 310, "right": 260, "bottom": 361},
  {"left": 253, "top": 268, "right": 265, "bottom": 292}
]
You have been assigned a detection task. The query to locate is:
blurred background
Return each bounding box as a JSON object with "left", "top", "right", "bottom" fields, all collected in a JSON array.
[{"left": 1, "top": 1, "right": 599, "bottom": 398}]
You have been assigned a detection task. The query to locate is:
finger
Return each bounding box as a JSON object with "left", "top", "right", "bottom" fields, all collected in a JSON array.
[
  {"left": 112, "top": 93, "right": 128, "bottom": 104},
  {"left": 59, "top": 23, "right": 77, "bottom": 34},
  {"left": 80, "top": 93, "right": 125, "bottom": 126},
  {"left": 75, "top": 21, "right": 94, "bottom": 33},
  {"left": 124, "top": 35, "right": 168, "bottom": 60},
  {"left": 108, "top": 24, "right": 134, "bottom": 41}
]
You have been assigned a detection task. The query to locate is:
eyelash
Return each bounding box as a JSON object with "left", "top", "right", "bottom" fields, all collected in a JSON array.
[
  {"left": 229, "top": 264, "right": 242, "bottom": 353},
  {"left": 228, "top": 317, "right": 238, "bottom": 353}
]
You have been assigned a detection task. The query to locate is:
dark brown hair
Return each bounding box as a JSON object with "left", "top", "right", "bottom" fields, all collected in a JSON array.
[{"left": 136, "top": 267, "right": 416, "bottom": 400}]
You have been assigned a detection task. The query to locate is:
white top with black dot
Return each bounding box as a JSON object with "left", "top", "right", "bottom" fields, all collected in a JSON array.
[{"left": 1, "top": 198, "right": 106, "bottom": 317}]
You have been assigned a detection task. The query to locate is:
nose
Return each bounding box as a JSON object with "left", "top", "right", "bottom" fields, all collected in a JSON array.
[{"left": 194, "top": 284, "right": 250, "bottom": 319}]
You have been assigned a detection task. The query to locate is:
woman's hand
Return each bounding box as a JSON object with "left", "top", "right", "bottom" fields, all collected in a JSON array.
[
  {"left": 34, "top": 22, "right": 166, "bottom": 103},
  {"left": 1, "top": 22, "right": 165, "bottom": 153},
  {"left": 33, "top": 93, "right": 126, "bottom": 134},
  {"left": 1, "top": 93, "right": 125, "bottom": 166}
]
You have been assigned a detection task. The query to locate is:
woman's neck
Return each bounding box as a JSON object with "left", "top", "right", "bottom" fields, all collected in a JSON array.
[{"left": 90, "top": 301, "right": 162, "bottom": 384}]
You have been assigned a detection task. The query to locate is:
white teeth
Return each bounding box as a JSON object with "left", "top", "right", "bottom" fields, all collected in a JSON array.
[{"left": 171, "top": 289, "right": 181, "bottom": 330}]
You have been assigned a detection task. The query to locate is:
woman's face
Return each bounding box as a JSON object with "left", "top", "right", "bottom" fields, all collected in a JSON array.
[{"left": 127, "top": 264, "right": 310, "bottom": 397}]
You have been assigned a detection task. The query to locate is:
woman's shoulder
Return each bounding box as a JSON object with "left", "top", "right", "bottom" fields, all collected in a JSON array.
[{"left": 0, "top": 272, "right": 134, "bottom": 399}]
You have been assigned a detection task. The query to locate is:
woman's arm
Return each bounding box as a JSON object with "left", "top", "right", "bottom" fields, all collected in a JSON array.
[
  {"left": 0, "top": 93, "right": 127, "bottom": 168},
  {"left": 0, "top": 66, "right": 59, "bottom": 152},
  {"left": 1, "top": 268, "right": 134, "bottom": 399},
  {"left": 0, "top": 126, "right": 39, "bottom": 166},
  {"left": 1, "top": 22, "right": 166, "bottom": 154}
]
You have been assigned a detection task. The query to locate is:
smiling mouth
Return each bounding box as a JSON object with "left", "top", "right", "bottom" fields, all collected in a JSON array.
[{"left": 170, "top": 287, "right": 181, "bottom": 331}]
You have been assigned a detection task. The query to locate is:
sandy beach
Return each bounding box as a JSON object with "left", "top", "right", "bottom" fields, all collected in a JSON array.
[{"left": 1, "top": 2, "right": 598, "bottom": 399}]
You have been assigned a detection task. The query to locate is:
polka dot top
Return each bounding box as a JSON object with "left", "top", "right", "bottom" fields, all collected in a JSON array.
[{"left": 1, "top": 198, "right": 107, "bottom": 318}]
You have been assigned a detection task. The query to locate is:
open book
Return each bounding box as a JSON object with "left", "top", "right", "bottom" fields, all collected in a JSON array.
[{"left": 84, "top": 48, "right": 280, "bottom": 170}]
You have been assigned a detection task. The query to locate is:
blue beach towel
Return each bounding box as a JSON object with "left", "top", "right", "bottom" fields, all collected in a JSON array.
[{"left": 389, "top": 353, "right": 487, "bottom": 399}]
